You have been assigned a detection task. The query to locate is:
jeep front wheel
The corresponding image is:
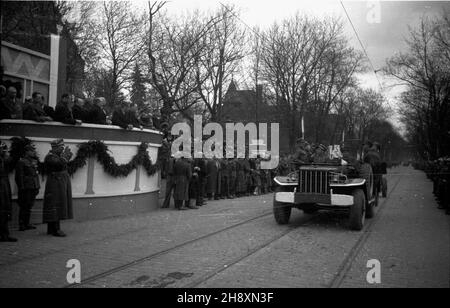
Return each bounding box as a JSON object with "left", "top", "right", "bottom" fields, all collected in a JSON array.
[{"left": 349, "top": 189, "right": 366, "bottom": 231}]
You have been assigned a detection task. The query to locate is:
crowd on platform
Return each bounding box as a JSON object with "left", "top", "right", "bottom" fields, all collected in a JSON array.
[{"left": 0, "top": 85, "right": 158, "bottom": 130}]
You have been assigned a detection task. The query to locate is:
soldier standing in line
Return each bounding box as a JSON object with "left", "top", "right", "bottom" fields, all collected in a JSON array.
[
  {"left": 162, "top": 154, "right": 176, "bottom": 208},
  {"left": 243, "top": 156, "right": 252, "bottom": 196},
  {"left": 228, "top": 157, "right": 237, "bottom": 199},
  {"left": 235, "top": 158, "right": 245, "bottom": 197},
  {"left": 193, "top": 152, "right": 207, "bottom": 207},
  {"left": 186, "top": 158, "right": 199, "bottom": 210},
  {"left": 15, "top": 144, "right": 40, "bottom": 231},
  {"left": 172, "top": 153, "right": 192, "bottom": 210},
  {"left": 0, "top": 142, "right": 17, "bottom": 242},
  {"left": 206, "top": 156, "right": 219, "bottom": 200},
  {"left": 214, "top": 156, "right": 222, "bottom": 200},
  {"left": 220, "top": 158, "right": 230, "bottom": 199}
]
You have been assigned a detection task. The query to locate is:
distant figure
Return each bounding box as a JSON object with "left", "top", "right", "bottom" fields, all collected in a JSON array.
[
  {"left": 72, "top": 98, "right": 88, "bottom": 122},
  {"left": 0, "top": 142, "right": 17, "bottom": 242},
  {"left": 15, "top": 144, "right": 40, "bottom": 231},
  {"left": 162, "top": 155, "right": 176, "bottom": 208},
  {"left": 172, "top": 154, "right": 192, "bottom": 210},
  {"left": 127, "top": 103, "right": 143, "bottom": 129},
  {"left": 364, "top": 141, "right": 382, "bottom": 197},
  {"left": 112, "top": 101, "right": 133, "bottom": 130},
  {"left": 54, "top": 94, "right": 81, "bottom": 125},
  {"left": 0, "top": 86, "right": 22, "bottom": 119},
  {"left": 43, "top": 139, "right": 73, "bottom": 237},
  {"left": 87, "top": 97, "right": 109, "bottom": 125},
  {"left": 42, "top": 96, "right": 55, "bottom": 119},
  {"left": 23, "top": 92, "right": 53, "bottom": 122}
]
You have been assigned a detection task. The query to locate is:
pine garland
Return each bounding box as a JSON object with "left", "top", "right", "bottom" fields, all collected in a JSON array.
[{"left": 8, "top": 137, "right": 160, "bottom": 177}]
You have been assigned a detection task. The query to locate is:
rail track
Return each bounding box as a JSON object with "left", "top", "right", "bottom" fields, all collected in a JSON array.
[{"left": 68, "top": 172, "right": 403, "bottom": 288}]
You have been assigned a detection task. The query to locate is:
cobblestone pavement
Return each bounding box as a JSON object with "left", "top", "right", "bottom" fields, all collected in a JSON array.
[{"left": 0, "top": 167, "right": 448, "bottom": 288}]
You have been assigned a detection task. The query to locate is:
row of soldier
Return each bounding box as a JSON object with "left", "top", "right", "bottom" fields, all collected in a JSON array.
[
  {"left": 162, "top": 153, "right": 278, "bottom": 210},
  {"left": 424, "top": 158, "right": 450, "bottom": 215}
]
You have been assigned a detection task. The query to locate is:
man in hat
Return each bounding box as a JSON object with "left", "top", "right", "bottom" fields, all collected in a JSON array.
[
  {"left": 206, "top": 156, "right": 220, "bottom": 200},
  {"left": 0, "top": 142, "right": 17, "bottom": 242},
  {"left": 15, "top": 144, "right": 40, "bottom": 231},
  {"left": 364, "top": 141, "right": 382, "bottom": 198},
  {"left": 193, "top": 151, "right": 207, "bottom": 206},
  {"left": 42, "top": 139, "right": 73, "bottom": 237},
  {"left": 228, "top": 156, "right": 237, "bottom": 199},
  {"left": 112, "top": 100, "right": 133, "bottom": 130},
  {"left": 312, "top": 144, "right": 328, "bottom": 163},
  {"left": 87, "top": 97, "right": 109, "bottom": 125},
  {"left": 0, "top": 86, "right": 22, "bottom": 119},
  {"left": 294, "top": 139, "right": 312, "bottom": 163},
  {"left": 23, "top": 92, "right": 53, "bottom": 122},
  {"left": 54, "top": 94, "right": 82, "bottom": 125}
]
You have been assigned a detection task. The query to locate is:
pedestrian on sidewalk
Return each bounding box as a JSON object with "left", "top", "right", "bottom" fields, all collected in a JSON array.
[
  {"left": 42, "top": 139, "right": 73, "bottom": 237},
  {"left": 15, "top": 144, "right": 40, "bottom": 231},
  {"left": 0, "top": 142, "right": 17, "bottom": 242}
]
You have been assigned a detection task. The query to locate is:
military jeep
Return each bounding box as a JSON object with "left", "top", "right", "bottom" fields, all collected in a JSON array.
[{"left": 273, "top": 161, "right": 378, "bottom": 230}]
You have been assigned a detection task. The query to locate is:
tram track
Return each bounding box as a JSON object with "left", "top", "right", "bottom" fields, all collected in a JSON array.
[
  {"left": 329, "top": 172, "right": 404, "bottom": 288},
  {"left": 69, "top": 172, "right": 403, "bottom": 289},
  {"left": 185, "top": 172, "right": 404, "bottom": 288},
  {"left": 67, "top": 210, "right": 280, "bottom": 287}
]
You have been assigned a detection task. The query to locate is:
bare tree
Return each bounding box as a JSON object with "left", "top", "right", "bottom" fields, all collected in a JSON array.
[
  {"left": 257, "top": 14, "right": 356, "bottom": 149},
  {"left": 96, "top": 1, "right": 147, "bottom": 107},
  {"left": 195, "top": 4, "right": 247, "bottom": 122},
  {"left": 385, "top": 16, "right": 450, "bottom": 158},
  {"left": 146, "top": 1, "right": 222, "bottom": 124}
]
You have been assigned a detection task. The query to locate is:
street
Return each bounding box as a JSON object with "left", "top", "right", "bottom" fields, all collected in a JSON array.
[{"left": 0, "top": 166, "right": 448, "bottom": 288}]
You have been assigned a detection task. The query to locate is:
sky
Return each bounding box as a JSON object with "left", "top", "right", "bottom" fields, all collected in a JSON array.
[{"left": 130, "top": 0, "right": 450, "bottom": 126}]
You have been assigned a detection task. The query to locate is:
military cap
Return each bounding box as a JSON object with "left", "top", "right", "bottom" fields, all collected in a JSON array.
[
  {"left": 51, "top": 138, "right": 64, "bottom": 148},
  {"left": 317, "top": 144, "right": 327, "bottom": 152}
]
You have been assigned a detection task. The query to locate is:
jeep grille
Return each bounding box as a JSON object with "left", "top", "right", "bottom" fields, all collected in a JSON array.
[{"left": 298, "top": 169, "right": 330, "bottom": 194}]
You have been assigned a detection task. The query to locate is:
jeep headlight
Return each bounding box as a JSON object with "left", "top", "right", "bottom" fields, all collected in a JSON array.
[
  {"left": 288, "top": 172, "right": 298, "bottom": 182},
  {"left": 329, "top": 172, "right": 347, "bottom": 183}
]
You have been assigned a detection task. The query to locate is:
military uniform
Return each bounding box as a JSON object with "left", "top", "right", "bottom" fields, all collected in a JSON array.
[
  {"left": 206, "top": 159, "right": 220, "bottom": 199},
  {"left": 0, "top": 153, "right": 16, "bottom": 242},
  {"left": 162, "top": 157, "right": 176, "bottom": 208},
  {"left": 173, "top": 157, "right": 192, "bottom": 210},
  {"left": 228, "top": 159, "right": 237, "bottom": 198},
  {"left": 43, "top": 140, "right": 73, "bottom": 237},
  {"left": 15, "top": 156, "right": 40, "bottom": 230},
  {"left": 193, "top": 157, "right": 207, "bottom": 206},
  {"left": 220, "top": 159, "right": 230, "bottom": 199}
]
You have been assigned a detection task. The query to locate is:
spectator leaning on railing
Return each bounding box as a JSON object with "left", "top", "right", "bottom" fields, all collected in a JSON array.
[
  {"left": 88, "top": 97, "right": 110, "bottom": 125},
  {"left": 112, "top": 100, "right": 133, "bottom": 130},
  {"left": 23, "top": 92, "right": 53, "bottom": 122},
  {"left": 0, "top": 86, "right": 22, "bottom": 120},
  {"left": 54, "top": 94, "right": 82, "bottom": 125}
]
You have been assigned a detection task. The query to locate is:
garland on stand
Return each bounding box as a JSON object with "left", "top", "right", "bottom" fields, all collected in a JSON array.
[{"left": 8, "top": 137, "right": 160, "bottom": 178}]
